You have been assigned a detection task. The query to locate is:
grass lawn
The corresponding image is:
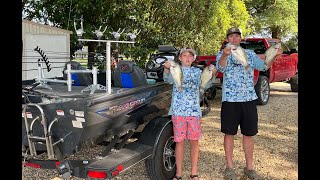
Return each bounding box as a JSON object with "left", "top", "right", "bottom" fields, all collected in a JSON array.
[{"left": 73, "top": 59, "right": 88, "bottom": 68}]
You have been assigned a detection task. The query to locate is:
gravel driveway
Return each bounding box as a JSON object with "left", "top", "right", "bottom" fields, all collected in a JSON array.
[{"left": 22, "top": 82, "right": 298, "bottom": 180}]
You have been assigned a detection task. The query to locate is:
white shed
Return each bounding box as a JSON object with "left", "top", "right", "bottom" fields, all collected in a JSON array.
[{"left": 22, "top": 19, "right": 73, "bottom": 80}]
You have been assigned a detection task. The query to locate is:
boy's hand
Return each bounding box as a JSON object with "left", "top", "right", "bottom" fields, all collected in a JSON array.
[
  {"left": 223, "top": 46, "right": 232, "bottom": 56},
  {"left": 208, "top": 64, "right": 215, "bottom": 71},
  {"left": 209, "top": 64, "right": 217, "bottom": 78},
  {"left": 276, "top": 46, "right": 283, "bottom": 56}
]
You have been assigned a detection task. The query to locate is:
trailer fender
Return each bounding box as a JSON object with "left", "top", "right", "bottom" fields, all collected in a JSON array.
[
  {"left": 141, "top": 116, "right": 176, "bottom": 180},
  {"left": 138, "top": 116, "right": 172, "bottom": 157}
]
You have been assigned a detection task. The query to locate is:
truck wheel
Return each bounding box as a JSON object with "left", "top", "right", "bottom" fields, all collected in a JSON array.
[
  {"left": 254, "top": 75, "right": 270, "bottom": 105},
  {"left": 145, "top": 122, "right": 176, "bottom": 180},
  {"left": 289, "top": 74, "right": 298, "bottom": 92}
]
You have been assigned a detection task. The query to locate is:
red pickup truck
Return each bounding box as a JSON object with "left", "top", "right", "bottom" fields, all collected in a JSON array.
[{"left": 195, "top": 38, "right": 298, "bottom": 105}]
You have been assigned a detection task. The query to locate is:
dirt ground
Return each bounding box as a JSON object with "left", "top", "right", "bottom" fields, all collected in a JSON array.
[{"left": 22, "top": 82, "right": 298, "bottom": 180}]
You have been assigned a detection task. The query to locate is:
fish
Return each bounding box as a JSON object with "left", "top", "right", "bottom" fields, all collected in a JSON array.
[
  {"left": 200, "top": 65, "right": 215, "bottom": 95},
  {"left": 265, "top": 42, "right": 281, "bottom": 63},
  {"left": 226, "top": 43, "right": 249, "bottom": 69},
  {"left": 170, "top": 60, "right": 183, "bottom": 92}
]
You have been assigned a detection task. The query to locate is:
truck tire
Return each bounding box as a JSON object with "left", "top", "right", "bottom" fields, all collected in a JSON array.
[
  {"left": 145, "top": 122, "right": 176, "bottom": 180},
  {"left": 254, "top": 75, "right": 270, "bottom": 105},
  {"left": 289, "top": 74, "right": 298, "bottom": 92}
]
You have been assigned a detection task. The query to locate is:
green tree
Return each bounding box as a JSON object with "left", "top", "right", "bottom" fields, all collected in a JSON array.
[
  {"left": 148, "top": 0, "right": 215, "bottom": 53},
  {"left": 23, "top": 0, "right": 219, "bottom": 62},
  {"left": 244, "top": 0, "right": 298, "bottom": 39},
  {"left": 23, "top": 0, "right": 160, "bottom": 66},
  {"left": 23, "top": 0, "right": 298, "bottom": 59},
  {"left": 285, "top": 34, "right": 298, "bottom": 50},
  {"left": 200, "top": 0, "right": 250, "bottom": 55}
]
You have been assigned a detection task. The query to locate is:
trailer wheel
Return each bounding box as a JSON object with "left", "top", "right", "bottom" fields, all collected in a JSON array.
[
  {"left": 254, "top": 75, "right": 270, "bottom": 105},
  {"left": 145, "top": 123, "right": 176, "bottom": 180}
]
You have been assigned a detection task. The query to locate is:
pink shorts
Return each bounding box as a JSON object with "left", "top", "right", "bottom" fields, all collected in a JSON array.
[{"left": 171, "top": 116, "right": 202, "bottom": 142}]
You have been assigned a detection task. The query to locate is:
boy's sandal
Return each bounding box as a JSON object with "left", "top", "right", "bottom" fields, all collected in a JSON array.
[
  {"left": 173, "top": 175, "right": 182, "bottom": 180},
  {"left": 190, "top": 174, "right": 199, "bottom": 179}
]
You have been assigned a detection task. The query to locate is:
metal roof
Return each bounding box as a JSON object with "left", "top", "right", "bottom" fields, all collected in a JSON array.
[{"left": 22, "top": 19, "right": 73, "bottom": 35}]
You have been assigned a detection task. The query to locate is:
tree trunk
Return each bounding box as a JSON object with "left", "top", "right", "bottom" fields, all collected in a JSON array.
[
  {"left": 271, "top": 26, "right": 280, "bottom": 39},
  {"left": 271, "top": 31, "right": 278, "bottom": 39}
]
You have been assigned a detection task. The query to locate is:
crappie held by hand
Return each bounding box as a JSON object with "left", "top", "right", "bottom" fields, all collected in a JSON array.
[
  {"left": 200, "top": 65, "right": 214, "bottom": 95},
  {"left": 227, "top": 43, "right": 249, "bottom": 69},
  {"left": 265, "top": 42, "right": 281, "bottom": 63},
  {"left": 170, "top": 60, "right": 183, "bottom": 92}
]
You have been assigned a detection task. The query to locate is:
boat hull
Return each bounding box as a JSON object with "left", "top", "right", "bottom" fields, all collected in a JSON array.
[{"left": 22, "top": 82, "right": 172, "bottom": 158}]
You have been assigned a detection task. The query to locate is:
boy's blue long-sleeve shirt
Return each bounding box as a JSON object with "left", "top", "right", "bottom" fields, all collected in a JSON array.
[
  {"left": 163, "top": 66, "right": 213, "bottom": 117},
  {"left": 216, "top": 49, "right": 265, "bottom": 102}
]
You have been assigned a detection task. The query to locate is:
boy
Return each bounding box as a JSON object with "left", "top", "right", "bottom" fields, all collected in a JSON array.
[
  {"left": 163, "top": 48, "right": 216, "bottom": 180},
  {"left": 216, "top": 27, "right": 282, "bottom": 180}
]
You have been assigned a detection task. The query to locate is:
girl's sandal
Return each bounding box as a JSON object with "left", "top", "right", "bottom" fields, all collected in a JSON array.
[
  {"left": 173, "top": 175, "right": 182, "bottom": 180},
  {"left": 190, "top": 174, "right": 199, "bottom": 180}
]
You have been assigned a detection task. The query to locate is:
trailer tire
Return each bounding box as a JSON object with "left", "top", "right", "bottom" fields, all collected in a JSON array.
[
  {"left": 254, "top": 75, "right": 270, "bottom": 105},
  {"left": 145, "top": 122, "right": 176, "bottom": 180}
]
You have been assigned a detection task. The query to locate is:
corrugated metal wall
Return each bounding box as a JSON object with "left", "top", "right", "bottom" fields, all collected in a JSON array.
[
  {"left": 22, "top": 20, "right": 73, "bottom": 80},
  {"left": 22, "top": 19, "right": 72, "bottom": 56}
]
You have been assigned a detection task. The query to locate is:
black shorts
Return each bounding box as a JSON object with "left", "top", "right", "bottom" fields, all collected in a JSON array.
[{"left": 221, "top": 100, "right": 258, "bottom": 136}]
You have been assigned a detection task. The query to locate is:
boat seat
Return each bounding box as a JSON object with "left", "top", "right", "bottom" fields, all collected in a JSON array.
[
  {"left": 97, "top": 70, "right": 114, "bottom": 87},
  {"left": 62, "top": 61, "right": 93, "bottom": 86},
  {"left": 113, "top": 60, "right": 147, "bottom": 88}
]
